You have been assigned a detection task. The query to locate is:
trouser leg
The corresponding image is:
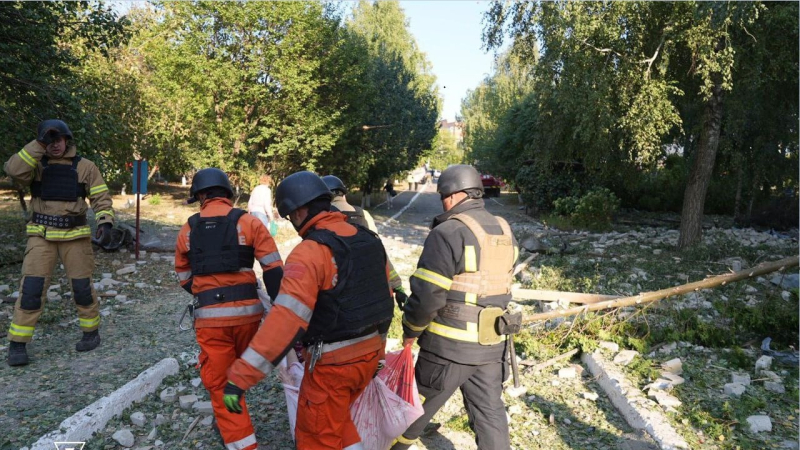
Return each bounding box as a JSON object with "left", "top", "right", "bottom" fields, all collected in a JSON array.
[
  {"left": 59, "top": 238, "right": 100, "bottom": 332},
  {"left": 394, "top": 351, "right": 477, "bottom": 445},
  {"left": 461, "top": 361, "right": 511, "bottom": 450},
  {"left": 295, "top": 351, "right": 378, "bottom": 450},
  {"left": 196, "top": 323, "right": 260, "bottom": 450},
  {"left": 8, "top": 237, "right": 57, "bottom": 343}
]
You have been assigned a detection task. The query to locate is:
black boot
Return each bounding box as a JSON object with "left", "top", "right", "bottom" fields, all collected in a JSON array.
[
  {"left": 75, "top": 330, "right": 101, "bottom": 352},
  {"left": 7, "top": 341, "right": 29, "bottom": 366}
]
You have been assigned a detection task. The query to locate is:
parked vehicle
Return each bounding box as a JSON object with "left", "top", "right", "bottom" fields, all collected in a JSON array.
[{"left": 481, "top": 173, "right": 505, "bottom": 197}]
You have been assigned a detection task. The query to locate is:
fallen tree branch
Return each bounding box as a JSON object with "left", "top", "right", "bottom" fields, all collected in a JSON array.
[
  {"left": 522, "top": 256, "right": 799, "bottom": 324},
  {"left": 181, "top": 416, "right": 201, "bottom": 443},
  {"left": 513, "top": 288, "right": 618, "bottom": 304},
  {"left": 526, "top": 348, "right": 580, "bottom": 372}
]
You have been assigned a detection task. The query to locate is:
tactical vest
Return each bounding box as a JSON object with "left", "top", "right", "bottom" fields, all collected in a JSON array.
[
  {"left": 303, "top": 225, "right": 393, "bottom": 344},
  {"left": 422, "top": 212, "right": 515, "bottom": 363},
  {"left": 188, "top": 208, "right": 255, "bottom": 276},
  {"left": 30, "top": 156, "right": 87, "bottom": 201},
  {"left": 331, "top": 204, "right": 369, "bottom": 229}
]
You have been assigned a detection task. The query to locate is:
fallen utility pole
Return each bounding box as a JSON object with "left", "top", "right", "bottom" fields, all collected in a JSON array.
[
  {"left": 522, "top": 256, "right": 799, "bottom": 324},
  {"left": 513, "top": 288, "right": 618, "bottom": 304}
]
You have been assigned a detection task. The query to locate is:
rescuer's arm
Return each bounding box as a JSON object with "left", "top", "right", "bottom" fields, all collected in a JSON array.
[
  {"left": 174, "top": 223, "right": 194, "bottom": 294},
  {"left": 4, "top": 140, "right": 44, "bottom": 186}
]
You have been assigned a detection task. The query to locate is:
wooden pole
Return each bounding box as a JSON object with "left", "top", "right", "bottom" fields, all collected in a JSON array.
[
  {"left": 522, "top": 256, "right": 799, "bottom": 324},
  {"left": 513, "top": 288, "right": 619, "bottom": 304}
]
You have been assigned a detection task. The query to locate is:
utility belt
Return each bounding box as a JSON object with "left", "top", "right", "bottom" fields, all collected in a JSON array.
[
  {"left": 437, "top": 301, "right": 522, "bottom": 345},
  {"left": 306, "top": 327, "right": 379, "bottom": 373},
  {"left": 32, "top": 213, "right": 87, "bottom": 229},
  {"left": 195, "top": 283, "right": 258, "bottom": 307}
]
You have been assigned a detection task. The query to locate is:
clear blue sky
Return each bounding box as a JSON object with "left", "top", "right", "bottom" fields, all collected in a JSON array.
[{"left": 399, "top": 1, "right": 503, "bottom": 122}]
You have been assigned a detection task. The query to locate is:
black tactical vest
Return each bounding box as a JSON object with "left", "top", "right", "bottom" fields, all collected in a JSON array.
[
  {"left": 30, "top": 156, "right": 87, "bottom": 201},
  {"left": 188, "top": 208, "right": 255, "bottom": 275},
  {"left": 303, "top": 225, "right": 393, "bottom": 344},
  {"left": 331, "top": 204, "right": 369, "bottom": 229}
]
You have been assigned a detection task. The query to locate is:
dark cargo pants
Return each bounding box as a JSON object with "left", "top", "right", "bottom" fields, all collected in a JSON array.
[{"left": 399, "top": 350, "right": 510, "bottom": 450}]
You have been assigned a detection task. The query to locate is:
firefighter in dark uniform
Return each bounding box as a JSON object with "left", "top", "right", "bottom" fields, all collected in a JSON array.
[
  {"left": 321, "top": 174, "right": 407, "bottom": 310},
  {"left": 4, "top": 120, "right": 114, "bottom": 366},
  {"left": 392, "top": 165, "right": 519, "bottom": 450}
]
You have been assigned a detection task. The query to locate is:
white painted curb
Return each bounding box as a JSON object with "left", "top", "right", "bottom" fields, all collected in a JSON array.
[
  {"left": 581, "top": 351, "right": 689, "bottom": 450},
  {"left": 30, "top": 357, "right": 180, "bottom": 450}
]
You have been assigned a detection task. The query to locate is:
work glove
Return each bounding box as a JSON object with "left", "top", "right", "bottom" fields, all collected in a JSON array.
[
  {"left": 95, "top": 222, "right": 112, "bottom": 242},
  {"left": 223, "top": 381, "right": 245, "bottom": 414},
  {"left": 393, "top": 288, "right": 408, "bottom": 310}
]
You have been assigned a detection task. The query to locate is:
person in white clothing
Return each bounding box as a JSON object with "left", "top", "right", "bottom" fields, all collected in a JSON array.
[{"left": 247, "top": 174, "right": 275, "bottom": 231}]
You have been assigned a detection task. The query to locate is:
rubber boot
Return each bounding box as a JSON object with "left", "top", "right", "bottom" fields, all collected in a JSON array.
[
  {"left": 7, "top": 341, "right": 29, "bottom": 366},
  {"left": 75, "top": 329, "right": 101, "bottom": 352}
]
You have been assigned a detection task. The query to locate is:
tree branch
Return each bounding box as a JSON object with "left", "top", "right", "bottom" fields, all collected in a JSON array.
[{"left": 580, "top": 39, "right": 623, "bottom": 58}]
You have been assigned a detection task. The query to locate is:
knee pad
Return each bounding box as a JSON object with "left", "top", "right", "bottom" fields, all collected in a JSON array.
[
  {"left": 71, "top": 278, "right": 94, "bottom": 306},
  {"left": 20, "top": 276, "right": 45, "bottom": 310}
]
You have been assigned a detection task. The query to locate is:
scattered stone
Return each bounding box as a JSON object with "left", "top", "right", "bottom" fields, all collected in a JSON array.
[
  {"left": 770, "top": 273, "right": 799, "bottom": 289},
  {"left": 135, "top": 283, "right": 149, "bottom": 289},
  {"left": 661, "top": 358, "right": 683, "bottom": 375},
  {"left": 598, "top": 341, "right": 619, "bottom": 353},
  {"left": 99, "top": 278, "right": 119, "bottom": 287},
  {"left": 781, "top": 440, "right": 799, "bottom": 449},
  {"left": 731, "top": 373, "right": 751, "bottom": 386},
  {"left": 505, "top": 384, "right": 527, "bottom": 398},
  {"left": 131, "top": 411, "right": 146, "bottom": 427},
  {"left": 115, "top": 295, "right": 128, "bottom": 302},
  {"left": 508, "top": 404, "right": 523, "bottom": 416},
  {"left": 151, "top": 253, "right": 161, "bottom": 260},
  {"left": 661, "top": 372, "right": 685, "bottom": 386},
  {"left": 112, "top": 429, "right": 135, "bottom": 448},
  {"left": 116, "top": 266, "right": 137, "bottom": 275},
  {"left": 100, "top": 308, "right": 112, "bottom": 317},
  {"left": 102, "top": 273, "right": 113, "bottom": 279},
  {"left": 781, "top": 291, "right": 793, "bottom": 301},
  {"left": 137, "top": 260, "right": 148, "bottom": 265},
  {"left": 0, "top": 284, "right": 9, "bottom": 293},
  {"left": 653, "top": 392, "right": 682, "bottom": 408},
  {"left": 764, "top": 381, "right": 786, "bottom": 394},
  {"left": 192, "top": 401, "right": 213, "bottom": 415},
  {"left": 653, "top": 249, "right": 662, "bottom": 255},
  {"left": 558, "top": 366, "right": 577, "bottom": 379},
  {"left": 47, "top": 292, "right": 62, "bottom": 301},
  {"left": 746, "top": 415, "right": 772, "bottom": 433},
  {"left": 10, "top": 291, "right": 18, "bottom": 299},
  {"left": 582, "top": 392, "right": 599, "bottom": 401},
  {"left": 744, "top": 285, "right": 758, "bottom": 294},
  {"left": 755, "top": 355, "right": 773, "bottom": 372},
  {"left": 563, "top": 418, "right": 572, "bottom": 425},
  {"left": 200, "top": 415, "right": 214, "bottom": 427},
  {"left": 112, "top": 259, "right": 122, "bottom": 266},
  {"left": 179, "top": 394, "right": 199, "bottom": 409},
  {"left": 760, "top": 370, "right": 781, "bottom": 382},
  {"left": 191, "top": 377, "right": 202, "bottom": 388},
  {"left": 658, "top": 342, "right": 678, "bottom": 354},
  {"left": 724, "top": 383, "right": 746, "bottom": 397},
  {"left": 154, "top": 440, "right": 164, "bottom": 447},
  {"left": 154, "top": 413, "right": 167, "bottom": 426},
  {"left": 160, "top": 387, "right": 177, "bottom": 403},
  {"left": 613, "top": 350, "right": 639, "bottom": 366},
  {"left": 647, "top": 379, "right": 673, "bottom": 392}
]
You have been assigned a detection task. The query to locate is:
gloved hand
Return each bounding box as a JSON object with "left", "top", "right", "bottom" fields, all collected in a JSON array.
[
  {"left": 393, "top": 288, "right": 408, "bottom": 310},
  {"left": 95, "top": 223, "right": 112, "bottom": 241},
  {"left": 403, "top": 336, "right": 416, "bottom": 348},
  {"left": 223, "top": 381, "right": 245, "bottom": 414}
]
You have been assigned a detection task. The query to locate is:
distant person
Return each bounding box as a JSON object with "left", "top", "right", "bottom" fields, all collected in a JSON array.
[
  {"left": 175, "top": 168, "right": 283, "bottom": 450},
  {"left": 248, "top": 174, "right": 276, "bottom": 235},
  {"left": 384, "top": 179, "right": 397, "bottom": 208},
  {"left": 4, "top": 119, "right": 114, "bottom": 366}
]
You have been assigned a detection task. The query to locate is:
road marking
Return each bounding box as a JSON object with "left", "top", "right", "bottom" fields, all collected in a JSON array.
[
  {"left": 490, "top": 198, "right": 504, "bottom": 206},
  {"left": 381, "top": 183, "right": 434, "bottom": 226}
]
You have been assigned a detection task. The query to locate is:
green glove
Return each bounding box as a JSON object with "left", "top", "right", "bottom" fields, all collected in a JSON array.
[{"left": 223, "top": 381, "right": 245, "bottom": 414}]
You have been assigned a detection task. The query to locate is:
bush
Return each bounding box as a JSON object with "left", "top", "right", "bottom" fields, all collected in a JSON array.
[
  {"left": 553, "top": 196, "right": 578, "bottom": 216},
  {"left": 148, "top": 193, "right": 162, "bottom": 206},
  {"left": 515, "top": 163, "right": 584, "bottom": 213},
  {"left": 573, "top": 188, "right": 620, "bottom": 225}
]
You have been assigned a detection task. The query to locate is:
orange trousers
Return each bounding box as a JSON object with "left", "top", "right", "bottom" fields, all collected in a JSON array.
[
  {"left": 295, "top": 350, "right": 380, "bottom": 450},
  {"left": 197, "top": 322, "right": 261, "bottom": 450}
]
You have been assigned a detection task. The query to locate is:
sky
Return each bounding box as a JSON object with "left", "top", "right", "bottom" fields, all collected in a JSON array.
[{"left": 399, "top": 1, "right": 503, "bottom": 122}]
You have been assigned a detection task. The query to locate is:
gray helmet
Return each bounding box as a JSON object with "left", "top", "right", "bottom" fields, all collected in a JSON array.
[
  {"left": 275, "top": 171, "right": 332, "bottom": 217},
  {"left": 37, "top": 119, "right": 74, "bottom": 145},
  {"left": 437, "top": 164, "right": 483, "bottom": 197},
  {"left": 188, "top": 168, "right": 233, "bottom": 204},
  {"left": 321, "top": 175, "right": 347, "bottom": 195}
]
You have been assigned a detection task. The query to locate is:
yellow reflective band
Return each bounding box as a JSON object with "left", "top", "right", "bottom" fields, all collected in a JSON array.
[
  {"left": 389, "top": 270, "right": 399, "bottom": 279},
  {"left": 412, "top": 268, "right": 452, "bottom": 290},
  {"left": 95, "top": 209, "right": 115, "bottom": 219},
  {"left": 464, "top": 246, "right": 477, "bottom": 272},
  {"left": 427, "top": 321, "right": 480, "bottom": 342},
  {"left": 514, "top": 246, "right": 519, "bottom": 263},
  {"left": 89, "top": 184, "right": 109, "bottom": 196},
  {"left": 17, "top": 149, "right": 36, "bottom": 167},
  {"left": 395, "top": 435, "right": 417, "bottom": 445},
  {"left": 45, "top": 227, "right": 91, "bottom": 239},
  {"left": 402, "top": 315, "right": 427, "bottom": 332},
  {"left": 26, "top": 224, "right": 45, "bottom": 234},
  {"left": 9, "top": 323, "right": 35, "bottom": 337},
  {"left": 465, "top": 292, "right": 477, "bottom": 305},
  {"left": 79, "top": 316, "right": 100, "bottom": 328}
]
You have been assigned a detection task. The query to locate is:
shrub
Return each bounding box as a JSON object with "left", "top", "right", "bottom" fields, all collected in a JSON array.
[
  {"left": 148, "top": 193, "right": 162, "bottom": 206},
  {"left": 573, "top": 188, "right": 620, "bottom": 225},
  {"left": 515, "top": 163, "right": 584, "bottom": 213},
  {"left": 553, "top": 196, "right": 578, "bottom": 216}
]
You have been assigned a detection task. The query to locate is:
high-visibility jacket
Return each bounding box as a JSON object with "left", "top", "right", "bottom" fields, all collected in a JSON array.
[
  {"left": 227, "top": 211, "right": 393, "bottom": 390},
  {"left": 3, "top": 140, "right": 114, "bottom": 241},
  {"left": 401, "top": 200, "right": 519, "bottom": 364},
  {"left": 175, "top": 198, "right": 283, "bottom": 328}
]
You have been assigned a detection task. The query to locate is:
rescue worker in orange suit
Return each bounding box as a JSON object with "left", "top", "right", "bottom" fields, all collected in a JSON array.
[
  {"left": 174, "top": 168, "right": 284, "bottom": 450},
  {"left": 5, "top": 120, "right": 114, "bottom": 366},
  {"left": 391, "top": 165, "right": 519, "bottom": 450},
  {"left": 321, "top": 174, "right": 408, "bottom": 312},
  {"left": 225, "top": 171, "right": 395, "bottom": 450}
]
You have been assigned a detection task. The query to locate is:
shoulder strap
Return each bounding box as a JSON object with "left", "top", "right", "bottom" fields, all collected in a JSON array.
[
  {"left": 40, "top": 156, "right": 49, "bottom": 168},
  {"left": 227, "top": 208, "right": 247, "bottom": 224},
  {"left": 71, "top": 155, "right": 81, "bottom": 170},
  {"left": 494, "top": 215, "right": 512, "bottom": 238},
  {"left": 450, "top": 213, "right": 488, "bottom": 244},
  {"left": 188, "top": 212, "right": 200, "bottom": 230}
]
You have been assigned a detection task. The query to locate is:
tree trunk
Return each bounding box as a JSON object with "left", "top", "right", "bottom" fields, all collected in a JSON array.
[
  {"left": 746, "top": 166, "right": 761, "bottom": 222},
  {"left": 147, "top": 163, "right": 159, "bottom": 181},
  {"left": 678, "top": 74, "right": 725, "bottom": 248},
  {"left": 733, "top": 153, "right": 744, "bottom": 223}
]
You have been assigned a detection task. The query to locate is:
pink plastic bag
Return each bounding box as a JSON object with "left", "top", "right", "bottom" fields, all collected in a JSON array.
[
  {"left": 278, "top": 355, "right": 304, "bottom": 442},
  {"left": 350, "top": 347, "right": 424, "bottom": 450}
]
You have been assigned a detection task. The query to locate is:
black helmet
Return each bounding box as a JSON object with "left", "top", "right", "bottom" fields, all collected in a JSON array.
[
  {"left": 437, "top": 164, "right": 483, "bottom": 197},
  {"left": 275, "top": 171, "right": 332, "bottom": 217},
  {"left": 321, "top": 175, "right": 347, "bottom": 195},
  {"left": 188, "top": 168, "right": 233, "bottom": 204},
  {"left": 37, "top": 119, "right": 74, "bottom": 144}
]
